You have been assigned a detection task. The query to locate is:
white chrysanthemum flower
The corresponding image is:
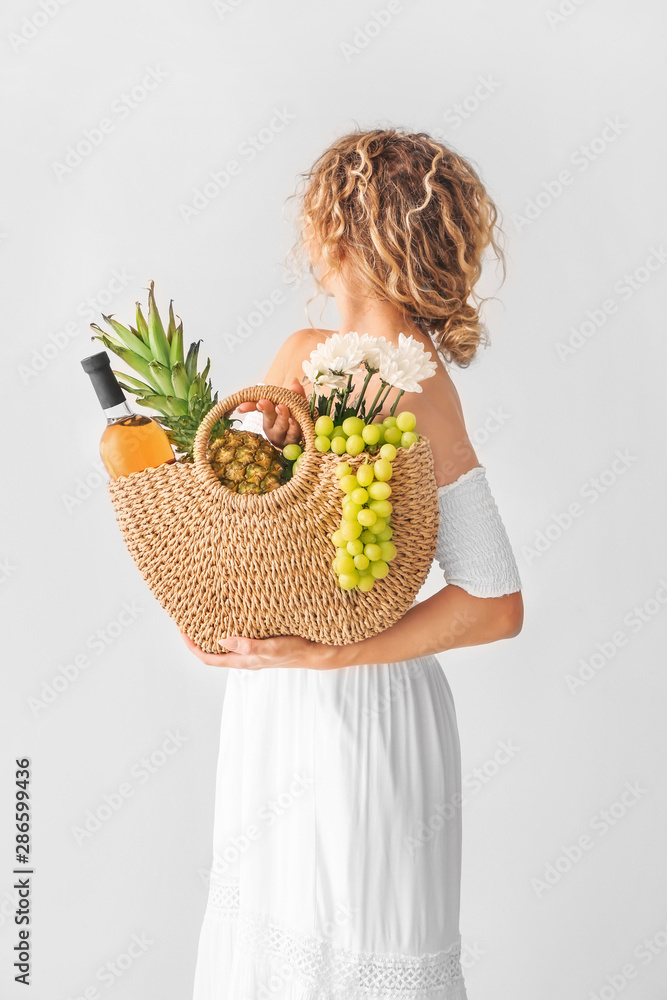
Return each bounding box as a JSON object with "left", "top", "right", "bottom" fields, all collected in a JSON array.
[
  {"left": 392, "top": 371, "right": 424, "bottom": 393},
  {"left": 376, "top": 333, "right": 438, "bottom": 393},
  {"left": 317, "top": 372, "right": 350, "bottom": 390},
  {"left": 377, "top": 354, "right": 401, "bottom": 387},
  {"left": 311, "top": 331, "right": 365, "bottom": 375},
  {"left": 396, "top": 332, "right": 439, "bottom": 375},
  {"left": 301, "top": 358, "right": 349, "bottom": 390},
  {"left": 358, "top": 332, "right": 395, "bottom": 371},
  {"left": 393, "top": 332, "right": 438, "bottom": 391}
]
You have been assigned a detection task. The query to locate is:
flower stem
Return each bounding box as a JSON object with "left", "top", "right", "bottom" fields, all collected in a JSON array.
[
  {"left": 310, "top": 389, "right": 316, "bottom": 419},
  {"left": 389, "top": 389, "right": 405, "bottom": 416},
  {"left": 354, "top": 368, "right": 374, "bottom": 419},
  {"left": 377, "top": 383, "right": 393, "bottom": 415},
  {"left": 338, "top": 374, "right": 354, "bottom": 419},
  {"left": 365, "top": 381, "right": 387, "bottom": 424},
  {"left": 325, "top": 392, "right": 335, "bottom": 416},
  {"left": 368, "top": 382, "right": 393, "bottom": 422}
]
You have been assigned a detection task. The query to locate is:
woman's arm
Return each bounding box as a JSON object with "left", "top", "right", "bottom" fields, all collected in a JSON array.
[
  {"left": 341, "top": 585, "right": 523, "bottom": 666},
  {"left": 180, "top": 585, "right": 522, "bottom": 670}
]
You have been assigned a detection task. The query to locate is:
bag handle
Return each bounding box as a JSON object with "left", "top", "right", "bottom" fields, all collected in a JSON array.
[{"left": 193, "top": 384, "right": 317, "bottom": 483}]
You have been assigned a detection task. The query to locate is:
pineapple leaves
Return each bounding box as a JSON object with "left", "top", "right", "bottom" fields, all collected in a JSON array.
[
  {"left": 184, "top": 339, "right": 201, "bottom": 381},
  {"left": 99, "top": 314, "right": 153, "bottom": 362},
  {"left": 187, "top": 375, "right": 204, "bottom": 405},
  {"left": 171, "top": 362, "right": 190, "bottom": 401},
  {"left": 90, "top": 281, "right": 227, "bottom": 464},
  {"left": 169, "top": 321, "right": 184, "bottom": 368},
  {"left": 135, "top": 302, "right": 150, "bottom": 346},
  {"left": 111, "top": 370, "right": 156, "bottom": 395},
  {"left": 167, "top": 300, "right": 177, "bottom": 344},
  {"left": 148, "top": 360, "right": 174, "bottom": 397},
  {"left": 115, "top": 379, "right": 144, "bottom": 397},
  {"left": 146, "top": 279, "right": 170, "bottom": 367},
  {"left": 136, "top": 394, "right": 188, "bottom": 417},
  {"left": 90, "top": 330, "right": 163, "bottom": 393}
]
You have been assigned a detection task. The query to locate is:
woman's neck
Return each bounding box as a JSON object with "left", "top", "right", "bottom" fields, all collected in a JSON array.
[
  {"left": 331, "top": 281, "right": 431, "bottom": 348},
  {"left": 328, "top": 275, "right": 433, "bottom": 349}
]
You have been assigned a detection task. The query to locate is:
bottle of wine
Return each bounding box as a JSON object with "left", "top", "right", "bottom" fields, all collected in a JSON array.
[{"left": 81, "top": 351, "right": 175, "bottom": 479}]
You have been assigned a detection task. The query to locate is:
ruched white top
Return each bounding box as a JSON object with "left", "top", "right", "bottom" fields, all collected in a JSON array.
[{"left": 435, "top": 465, "right": 522, "bottom": 598}]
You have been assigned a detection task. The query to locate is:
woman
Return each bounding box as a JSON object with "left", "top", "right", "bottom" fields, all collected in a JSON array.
[{"left": 188, "top": 127, "right": 524, "bottom": 999}]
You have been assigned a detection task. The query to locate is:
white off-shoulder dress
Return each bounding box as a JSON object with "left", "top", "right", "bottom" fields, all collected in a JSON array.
[{"left": 192, "top": 409, "right": 521, "bottom": 1000}]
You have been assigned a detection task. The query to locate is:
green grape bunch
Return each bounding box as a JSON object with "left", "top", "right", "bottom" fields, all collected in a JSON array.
[{"left": 281, "top": 410, "right": 418, "bottom": 592}]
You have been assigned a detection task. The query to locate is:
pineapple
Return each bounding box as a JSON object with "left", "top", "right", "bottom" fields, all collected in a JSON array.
[
  {"left": 90, "top": 280, "right": 287, "bottom": 494},
  {"left": 208, "top": 428, "right": 286, "bottom": 495}
]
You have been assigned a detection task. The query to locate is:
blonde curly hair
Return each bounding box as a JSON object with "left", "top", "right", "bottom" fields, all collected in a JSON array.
[{"left": 286, "top": 127, "right": 506, "bottom": 368}]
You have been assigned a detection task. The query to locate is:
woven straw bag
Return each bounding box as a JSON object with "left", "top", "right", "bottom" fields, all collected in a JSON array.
[{"left": 107, "top": 384, "right": 439, "bottom": 652}]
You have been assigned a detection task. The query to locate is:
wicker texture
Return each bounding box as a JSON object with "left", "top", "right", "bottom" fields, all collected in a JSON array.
[{"left": 107, "top": 385, "right": 438, "bottom": 652}]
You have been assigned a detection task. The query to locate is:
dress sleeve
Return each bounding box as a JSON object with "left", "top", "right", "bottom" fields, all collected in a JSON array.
[
  {"left": 228, "top": 381, "right": 266, "bottom": 435},
  {"left": 230, "top": 408, "right": 265, "bottom": 435},
  {"left": 434, "top": 465, "right": 522, "bottom": 598}
]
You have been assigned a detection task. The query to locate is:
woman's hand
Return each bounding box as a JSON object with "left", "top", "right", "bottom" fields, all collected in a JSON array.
[
  {"left": 180, "top": 629, "right": 345, "bottom": 670},
  {"left": 236, "top": 378, "right": 306, "bottom": 449}
]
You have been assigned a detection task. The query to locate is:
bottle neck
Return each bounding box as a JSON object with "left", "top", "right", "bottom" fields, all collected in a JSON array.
[
  {"left": 82, "top": 358, "right": 131, "bottom": 414},
  {"left": 103, "top": 400, "right": 135, "bottom": 424}
]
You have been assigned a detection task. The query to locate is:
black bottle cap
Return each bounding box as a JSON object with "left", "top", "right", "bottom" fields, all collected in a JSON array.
[
  {"left": 81, "top": 351, "right": 127, "bottom": 409},
  {"left": 81, "top": 351, "right": 113, "bottom": 375}
]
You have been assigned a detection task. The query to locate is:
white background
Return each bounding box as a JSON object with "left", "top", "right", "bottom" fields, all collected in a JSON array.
[{"left": 1, "top": 1, "right": 666, "bottom": 998}]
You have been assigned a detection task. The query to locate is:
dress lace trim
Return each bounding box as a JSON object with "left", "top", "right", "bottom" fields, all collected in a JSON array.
[
  {"left": 207, "top": 874, "right": 241, "bottom": 911},
  {"left": 205, "top": 873, "right": 466, "bottom": 998}
]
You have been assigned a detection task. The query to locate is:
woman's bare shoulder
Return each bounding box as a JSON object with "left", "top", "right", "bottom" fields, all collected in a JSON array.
[
  {"left": 407, "top": 366, "right": 481, "bottom": 487},
  {"left": 263, "top": 328, "right": 333, "bottom": 385},
  {"left": 289, "top": 327, "right": 334, "bottom": 353}
]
